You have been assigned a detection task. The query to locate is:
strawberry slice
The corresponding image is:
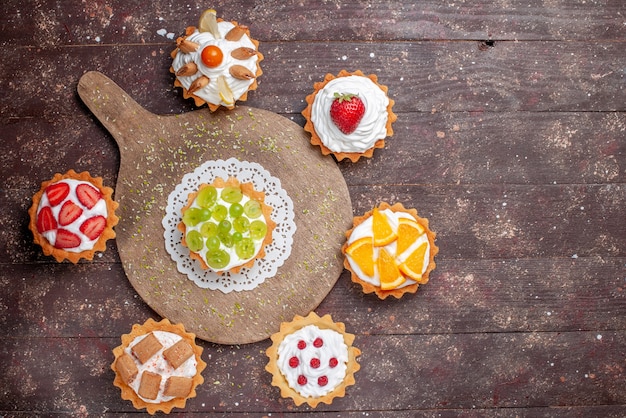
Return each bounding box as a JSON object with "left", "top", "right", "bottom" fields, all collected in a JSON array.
[
  {"left": 45, "top": 182, "right": 70, "bottom": 207},
  {"left": 76, "top": 183, "right": 102, "bottom": 209},
  {"left": 58, "top": 201, "right": 83, "bottom": 226},
  {"left": 36, "top": 206, "right": 57, "bottom": 233},
  {"left": 80, "top": 216, "right": 106, "bottom": 240},
  {"left": 55, "top": 229, "right": 81, "bottom": 248}
]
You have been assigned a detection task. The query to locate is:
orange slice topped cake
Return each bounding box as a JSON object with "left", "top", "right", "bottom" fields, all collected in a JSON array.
[
  {"left": 28, "top": 169, "right": 119, "bottom": 263},
  {"left": 170, "top": 8, "right": 263, "bottom": 111},
  {"left": 343, "top": 202, "right": 438, "bottom": 299}
]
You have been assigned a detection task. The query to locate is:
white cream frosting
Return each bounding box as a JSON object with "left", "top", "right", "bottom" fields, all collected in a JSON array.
[
  {"left": 311, "top": 75, "right": 390, "bottom": 153},
  {"left": 172, "top": 21, "right": 259, "bottom": 106},
  {"left": 277, "top": 325, "right": 349, "bottom": 398},
  {"left": 125, "top": 331, "right": 198, "bottom": 404},
  {"left": 37, "top": 179, "right": 108, "bottom": 252},
  {"left": 184, "top": 186, "right": 267, "bottom": 272},
  {"left": 345, "top": 209, "right": 430, "bottom": 289}
]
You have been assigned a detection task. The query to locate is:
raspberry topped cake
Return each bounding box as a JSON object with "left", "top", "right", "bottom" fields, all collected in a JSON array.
[
  {"left": 112, "top": 318, "right": 206, "bottom": 415},
  {"left": 177, "top": 176, "right": 275, "bottom": 274},
  {"left": 302, "top": 70, "right": 396, "bottom": 162},
  {"left": 28, "top": 169, "right": 119, "bottom": 263},
  {"left": 266, "top": 312, "right": 360, "bottom": 408},
  {"left": 170, "top": 8, "right": 263, "bottom": 111},
  {"left": 343, "top": 202, "right": 438, "bottom": 299}
]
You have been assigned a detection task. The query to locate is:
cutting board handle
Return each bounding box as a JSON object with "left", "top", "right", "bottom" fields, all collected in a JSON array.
[{"left": 77, "top": 71, "right": 153, "bottom": 149}]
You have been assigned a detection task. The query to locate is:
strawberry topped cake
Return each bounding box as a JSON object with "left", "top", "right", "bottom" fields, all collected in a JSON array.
[
  {"left": 28, "top": 169, "right": 119, "bottom": 263},
  {"left": 302, "top": 70, "right": 396, "bottom": 162},
  {"left": 170, "top": 8, "right": 263, "bottom": 111},
  {"left": 266, "top": 312, "right": 360, "bottom": 408}
]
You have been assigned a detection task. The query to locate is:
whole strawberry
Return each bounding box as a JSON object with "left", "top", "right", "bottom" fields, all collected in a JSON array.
[{"left": 330, "top": 92, "right": 365, "bottom": 134}]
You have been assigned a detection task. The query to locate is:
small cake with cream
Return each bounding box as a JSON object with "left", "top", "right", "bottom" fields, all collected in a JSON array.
[
  {"left": 178, "top": 176, "right": 275, "bottom": 274},
  {"left": 112, "top": 318, "right": 206, "bottom": 414},
  {"left": 302, "top": 70, "right": 396, "bottom": 162},
  {"left": 170, "top": 8, "right": 263, "bottom": 111},
  {"left": 265, "top": 312, "right": 361, "bottom": 408},
  {"left": 342, "top": 202, "right": 438, "bottom": 299},
  {"left": 28, "top": 169, "right": 119, "bottom": 263}
]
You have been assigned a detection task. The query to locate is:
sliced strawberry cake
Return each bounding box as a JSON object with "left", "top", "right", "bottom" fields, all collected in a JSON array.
[{"left": 28, "top": 169, "right": 119, "bottom": 263}]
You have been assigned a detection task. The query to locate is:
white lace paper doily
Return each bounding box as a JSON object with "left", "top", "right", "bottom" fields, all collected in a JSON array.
[{"left": 162, "top": 158, "right": 296, "bottom": 293}]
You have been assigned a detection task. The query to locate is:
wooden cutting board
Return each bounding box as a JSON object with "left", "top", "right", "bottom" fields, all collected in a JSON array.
[{"left": 77, "top": 71, "right": 352, "bottom": 344}]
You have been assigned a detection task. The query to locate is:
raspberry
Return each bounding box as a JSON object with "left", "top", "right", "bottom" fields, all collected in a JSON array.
[
  {"left": 318, "top": 376, "right": 328, "bottom": 386},
  {"left": 297, "top": 375, "right": 307, "bottom": 385},
  {"left": 310, "top": 358, "right": 321, "bottom": 369},
  {"left": 313, "top": 337, "right": 324, "bottom": 348},
  {"left": 329, "top": 357, "right": 338, "bottom": 368},
  {"left": 289, "top": 356, "right": 299, "bottom": 368},
  {"left": 297, "top": 340, "right": 306, "bottom": 350}
]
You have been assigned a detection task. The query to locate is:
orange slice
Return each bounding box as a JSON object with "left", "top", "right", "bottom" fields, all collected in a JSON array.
[
  {"left": 396, "top": 217, "right": 425, "bottom": 256},
  {"left": 372, "top": 208, "right": 397, "bottom": 247},
  {"left": 377, "top": 248, "right": 405, "bottom": 290},
  {"left": 398, "top": 242, "right": 428, "bottom": 282},
  {"left": 345, "top": 237, "right": 375, "bottom": 277}
]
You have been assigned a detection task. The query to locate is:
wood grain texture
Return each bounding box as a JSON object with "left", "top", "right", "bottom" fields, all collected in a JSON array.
[
  {"left": 2, "top": 332, "right": 625, "bottom": 413},
  {"left": 2, "top": 258, "right": 625, "bottom": 338},
  {"left": 3, "top": 0, "right": 625, "bottom": 45},
  {"left": 0, "top": 0, "right": 624, "bottom": 415},
  {"left": 3, "top": 41, "right": 625, "bottom": 118},
  {"left": 75, "top": 71, "right": 352, "bottom": 344}
]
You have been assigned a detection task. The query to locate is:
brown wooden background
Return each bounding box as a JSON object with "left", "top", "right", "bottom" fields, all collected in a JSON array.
[{"left": 1, "top": 0, "right": 625, "bottom": 416}]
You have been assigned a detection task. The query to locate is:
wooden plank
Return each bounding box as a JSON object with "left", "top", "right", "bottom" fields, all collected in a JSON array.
[
  {"left": 1, "top": 407, "right": 626, "bottom": 418},
  {"left": 0, "top": 117, "right": 120, "bottom": 192},
  {"left": 1, "top": 331, "right": 625, "bottom": 413},
  {"left": 0, "top": 262, "right": 149, "bottom": 338},
  {"left": 4, "top": 182, "right": 625, "bottom": 263},
  {"left": 3, "top": 0, "right": 625, "bottom": 45},
  {"left": 321, "top": 258, "right": 626, "bottom": 335},
  {"left": 4, "top": 182, "right": 624, "bottom": 262},
  {"left": 2, "top": 257, "right": 624, "bottom": 338},
  {"left": 259, "top": 41, "right": 626, "bottom": 113},
  {"left": 3, "top": 112, "right": 623, "bottom": 219},
  {"left": 348, "top": 183, "right": 626, "bottom": 259},
  {"left": 340, "top": 111, "right": 626, "bottom": 185},
  {"left": 3, "top": 112, "right": 623, "bottom": 195},
  {"left": 2, "top": 40, "right": 625, "bottom": 118}
]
